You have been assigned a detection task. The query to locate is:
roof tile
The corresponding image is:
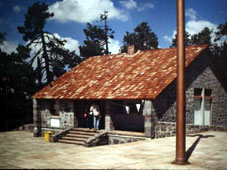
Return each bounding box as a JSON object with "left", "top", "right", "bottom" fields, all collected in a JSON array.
[{"left": 33, "top": 45, "right": 207, "bottom": 100}]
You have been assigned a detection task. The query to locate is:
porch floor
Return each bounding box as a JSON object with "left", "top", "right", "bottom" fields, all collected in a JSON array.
[{"left": 74, "top": 128, "right": 145, "bottom": 137}]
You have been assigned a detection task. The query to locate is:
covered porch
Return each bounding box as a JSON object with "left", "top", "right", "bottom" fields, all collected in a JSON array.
[{"left": 33, "top": 99, "right": 155, "bottom": 138}]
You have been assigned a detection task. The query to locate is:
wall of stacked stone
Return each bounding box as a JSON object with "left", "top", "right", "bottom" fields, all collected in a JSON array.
[
  {"left": 108, "top": 134, "right": 145, "bottom": 144},
  {"left": 152, "top": 53, "right": 227, "bottom": 127},
  {"left": 208, "top": 125, "right": 227, "bottom": 132},
  {"left": 154, "top": 121, "right": 227, "bottom": 138},
  {"left": 37, "top": 100, "right": 53, "bottom": 128},
  {"left": 59, "top": 100, "right": 75, "bottom": 129},
  {"left": 36, "top": 99, "right": 76, "bottom": 133},
  {"left": 14, "top": 124, "right": 34, "bottom": 132},
  {"left": 85, "top": 131, "right": 109, "bottom": 147},
  {"left": 41, "top": 128, "right": 63, "bottom": 136}
]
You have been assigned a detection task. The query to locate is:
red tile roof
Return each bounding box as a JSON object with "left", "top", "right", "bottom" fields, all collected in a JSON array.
[{"left": 32, "top": 45, "right": 207, "bottom": 100}]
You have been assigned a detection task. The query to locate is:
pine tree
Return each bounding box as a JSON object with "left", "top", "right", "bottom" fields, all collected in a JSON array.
[
  {"left": 0, "top": 32, "right": 6, "bottom": 45},
  {"left": 100, "top": 11, "right": 114, "bottom": 55},
  {"left": 79, "top": 11, "right": 114, "bottom": 58},
  {"left": 213, "top": 20, "right": 227, "bottom": 88},
  {"left": 79, "top": 23, "right": 106, "bottom": 58},
  {"left": 121, "top": 22, "right": 158, "bottom": 52},
  {"left": 0, "top": 35, "right": 36, "bottom": 131},
  {"left": 18, "top": 2, "right": 80, "bottom": 86},
  {"left": 170, "top": 31, "right": 191, "bottom": 48},
  {"left": 190, "top": 27, "right": 212, "bottom": 46}
]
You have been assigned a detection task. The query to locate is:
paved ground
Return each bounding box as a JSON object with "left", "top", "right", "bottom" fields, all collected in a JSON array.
[{"left": 0, "top": 130, "right": 227, "bottom": 169}]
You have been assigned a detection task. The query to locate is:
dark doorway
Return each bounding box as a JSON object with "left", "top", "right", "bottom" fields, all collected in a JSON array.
[{"left": 74, "top": 100, "right": 105, "bottom": 129}]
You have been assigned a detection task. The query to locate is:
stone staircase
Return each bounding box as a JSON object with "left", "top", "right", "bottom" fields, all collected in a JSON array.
[{"left": 58, "top": 128, "right": 99, "bottom": 145}]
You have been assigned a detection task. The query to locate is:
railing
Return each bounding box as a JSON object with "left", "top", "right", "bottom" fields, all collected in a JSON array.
[
  {"left": 85, "top": 130, "right": 109, "bottom": 147},
  {"left": 50, "top": 127, "right": 72, "bottom": 142}
]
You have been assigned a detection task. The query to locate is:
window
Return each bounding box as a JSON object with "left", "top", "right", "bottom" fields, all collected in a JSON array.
[
  {"left": 194, "top": 88, "right": 202, "bottom": 99},
  {"left": 194, "top": 88, "right": 212, "bottom": 125}
]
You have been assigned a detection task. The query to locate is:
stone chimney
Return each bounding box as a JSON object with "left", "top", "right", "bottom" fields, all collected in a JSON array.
[{"left": 127, "top": 45, "right": 135, "bottom": 55}]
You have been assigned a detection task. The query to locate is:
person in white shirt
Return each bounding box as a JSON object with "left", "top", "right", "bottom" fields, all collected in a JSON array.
[{"left": 90, "top": 104, "right": 101, "bottom": 130}]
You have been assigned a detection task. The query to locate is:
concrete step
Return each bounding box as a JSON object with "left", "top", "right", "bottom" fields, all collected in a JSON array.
[
  {"left": 61, "top": 136, "right": 87, "bottom": 142},
  {"left": 66, "top": 133, "right": 91, "bottom": 138},
  {"left": 58, "top": 128, "right": 99, "bottom": 146},
  {"left": 69, "top": 131, "right": 97, "bottom": 136},
  {"left": 72, "top": 128, "right": 99, "bottom": 132},
  {"left": 58, "top": 139, "right": 85, "bottom": 145}
]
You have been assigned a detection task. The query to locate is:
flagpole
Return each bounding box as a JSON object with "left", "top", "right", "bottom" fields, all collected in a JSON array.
[{"left": 174, "top": 0, "right": 187, "bottom": 165}]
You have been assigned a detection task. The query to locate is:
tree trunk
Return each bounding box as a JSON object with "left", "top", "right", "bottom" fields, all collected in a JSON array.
[
  {"left": 41, "top": 31, "right": 52, "bottom": 83},
  {"left": 37, "top": 57, "right": 43, "bottom": 88},
  {"left": 104, "top": 20, "right": 109, "bottom": 55}
]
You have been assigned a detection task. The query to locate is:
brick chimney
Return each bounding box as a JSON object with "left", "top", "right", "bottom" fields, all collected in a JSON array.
[{"left": 127, "top": 45, "right": 135, "bottom": 55}]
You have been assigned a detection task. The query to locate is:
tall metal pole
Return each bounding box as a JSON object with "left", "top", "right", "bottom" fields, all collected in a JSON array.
[{"left": 175, "top": 0, "right": 187, "bottom": 165}]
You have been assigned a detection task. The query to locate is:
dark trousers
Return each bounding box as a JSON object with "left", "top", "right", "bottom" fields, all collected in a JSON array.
[{"left": 86, "top": 116, "right": 93, "bottom": 129}]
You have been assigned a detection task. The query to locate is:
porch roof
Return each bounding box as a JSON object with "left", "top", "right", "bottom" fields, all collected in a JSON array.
[{"left": 32, "top": 45, "right": 207, "bottom": 100}]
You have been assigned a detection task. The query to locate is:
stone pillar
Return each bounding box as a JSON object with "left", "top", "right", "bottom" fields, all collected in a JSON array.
[
  {"left": 59, "top": 100, "right": 76, "bottom": 129},
  {"left": 33, "top": 99, "right": 41, "bottom": 137},
  {"left": 69, "top": 100, "right": 75, "bottom": 127},
  {"left": 71, "top": 100, "right": 78, "bottom": 128},
  {"left": 143, "top": 100, "right": 155, "bottom": 138},
  {"left": 105, "top": 101, "right": 114, "bottom": 131}
]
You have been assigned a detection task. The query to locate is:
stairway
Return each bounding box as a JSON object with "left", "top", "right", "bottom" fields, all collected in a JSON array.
[{"left": 58, "top": 128, "right": 99, "bottom": 145}]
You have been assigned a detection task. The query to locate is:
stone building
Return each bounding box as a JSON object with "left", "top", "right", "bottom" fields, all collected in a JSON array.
[{"left": 32, "top": 45, "right": 227, "bottom": 138}]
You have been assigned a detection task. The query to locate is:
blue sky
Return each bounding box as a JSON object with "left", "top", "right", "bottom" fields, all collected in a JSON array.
[{"left": 0, "top": 0, "right": 226, "bottom": 55}]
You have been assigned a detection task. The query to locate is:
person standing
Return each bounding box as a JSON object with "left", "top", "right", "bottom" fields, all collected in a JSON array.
[
  {"left": 90, "top": 104, "right": 101, "bottom": 131},
  {"left": 84, "top": 107, "right": 93, "bottom": 129}
]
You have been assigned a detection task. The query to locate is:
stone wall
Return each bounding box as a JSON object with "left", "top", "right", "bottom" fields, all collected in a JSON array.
[
  {"left": 108, "top": 134, "right": 145, "bottom": 144},
  {"left": 155, "top": 121, "right": 227, "bottom": 138},
  {"left": 59, "top": 100, "right": 75, "bottom": 129},
  {"left": 155, "top": 121, "right": 207, "bottom": 138},
  {"left": 34, "top": 99, "right": 77, "bottom": 136},
  {"left": 38, "top": 100, "right": 53, "bottom": 128},
  {"left": 14, "top": 124, "right": 34, "bottom": 132},
  {"left": 85, "top": 131, "right": 109, "bottom": 147},
  {"left": 41, "top": 128, "right": 63, "bottom": 136},
  {"left": 152, "top": 53, "right": 227, "bottom": 126}
]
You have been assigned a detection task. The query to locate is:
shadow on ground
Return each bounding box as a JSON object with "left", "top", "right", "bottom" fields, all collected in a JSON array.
[{"left": 186, "top": 134, "right": 215, "bottom": 161}]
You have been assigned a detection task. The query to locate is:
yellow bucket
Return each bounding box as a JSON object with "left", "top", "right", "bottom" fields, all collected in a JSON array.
[{"left": 44, "top": 131, "right": 52, "bottom": 142}]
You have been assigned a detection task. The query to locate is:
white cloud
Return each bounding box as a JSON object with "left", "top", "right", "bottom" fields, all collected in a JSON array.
[
  {"left": 216, "top": 35, "right": 227, "bottom": 46},
  {"left": 0, "top": 40, "right": 18, "bottom": 54},
  {"left": 53, "top": 33, "right": 80, "bottom": 55},
  {"left": 186, "top": 20, "right": 218, "bottom": 43},
  {"left": 29, "top": 33, "right": 80, "bottom": 70},
  {"left": 109, "top": 38, "right": 121, "bottom": 54},
  {"left": 49, "top": 0, "right": 128, "bottom": 23},
  {"left": 163, "top": 30, "right": 176, "bottom": 43},
  {"left": 13, "top": 5, "right": 21, "bottom": 13},
  {"left": 120, "top": 0, "right": 154, "bottom": 12},
  {"left": 29, "top": 33, "right": 80, "bottom": 56},
  {"left": 137, "top": 3, "right": 154, "bottom": 12},
  {"left": 186, "top": 20, "right": 217, "bottom": 35},
  {"left": 163, "top": 35, "right": 172, "bottom": 43},
  {"left": 120, "top": 0, "right": 137, "bottom": 10},
  {"left": 163, "top": 8, "right": 220, "bottom": 45},
  {"left": 185, "top": 8, "right": 197, "bottom": 21}
]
